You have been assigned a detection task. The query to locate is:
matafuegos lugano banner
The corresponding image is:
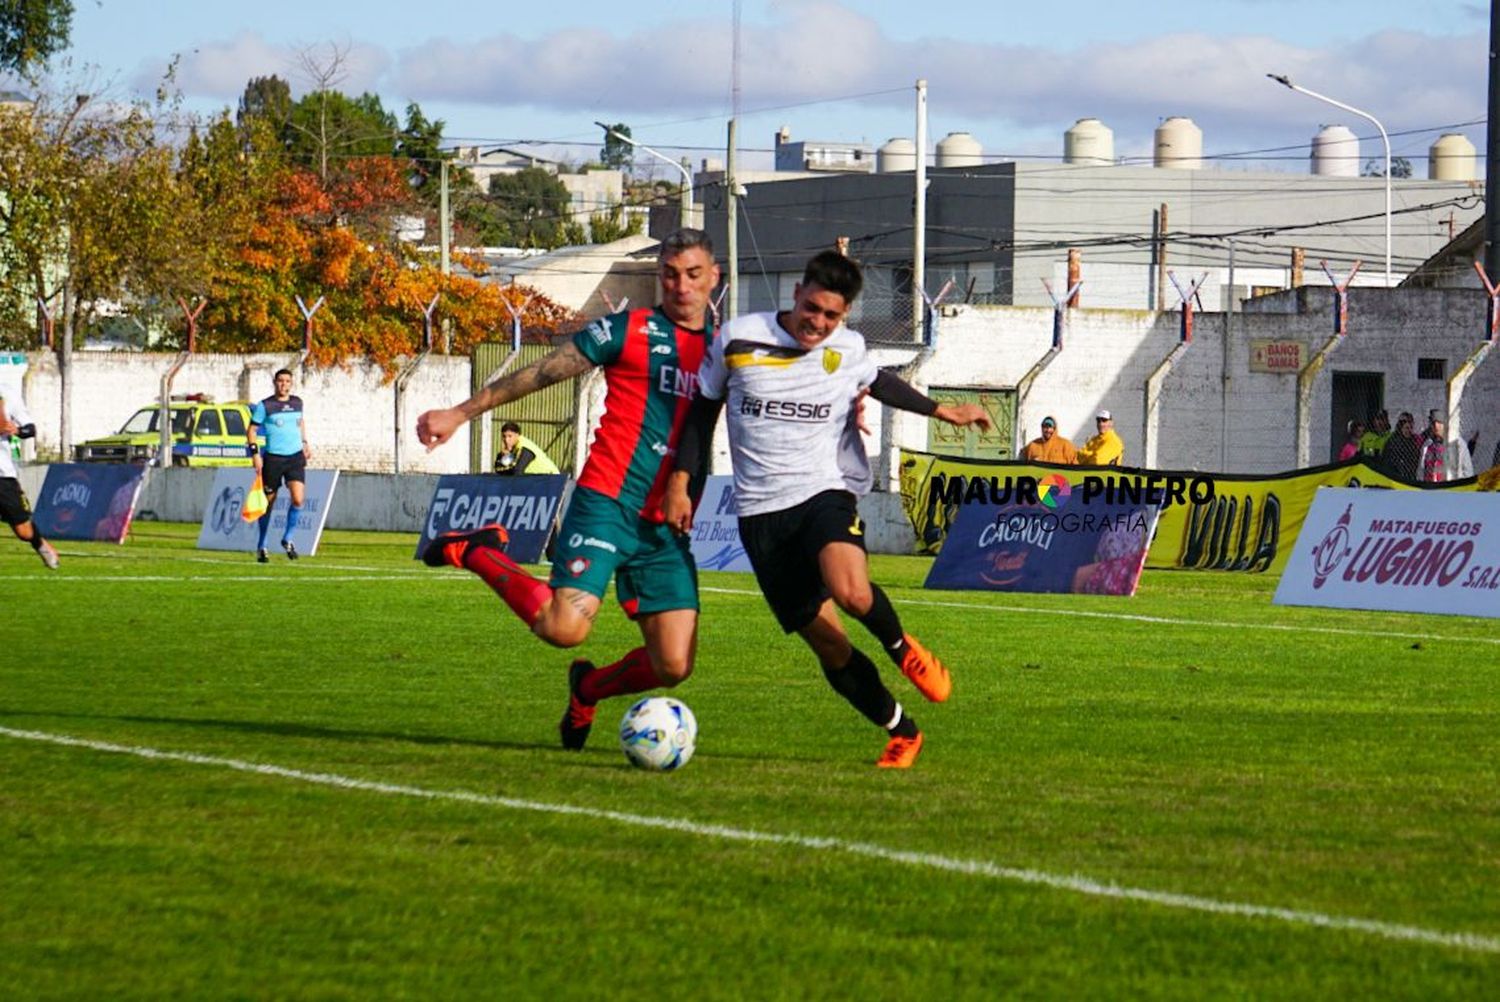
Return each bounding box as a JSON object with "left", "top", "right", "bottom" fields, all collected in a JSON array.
[{"left": 1275, "top": 488, "right": 1500, "bottom": 617}]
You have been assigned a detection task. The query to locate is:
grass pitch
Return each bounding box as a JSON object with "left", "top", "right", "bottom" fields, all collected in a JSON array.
[{"left": 2, "top": 523, "right": 1498, "bottom": 999}]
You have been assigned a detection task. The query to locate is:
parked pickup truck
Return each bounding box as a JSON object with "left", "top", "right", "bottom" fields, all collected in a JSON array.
[{"left": 74, "top": 395, "right": 255, "bottom": 467}]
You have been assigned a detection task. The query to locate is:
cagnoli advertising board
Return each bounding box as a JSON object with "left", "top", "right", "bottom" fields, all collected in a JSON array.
[
  {"left": 197, "top": 467, "right": 339, "bottom": 555},
  {"left": 1274, "top": 487, "right": 1500, "bottom": 618},
  {"left": 924, "top": 479, "right": 1158, "bottom": 595},
  {"left": 32, "top": 463, "right": 146, "bottom": 543}
]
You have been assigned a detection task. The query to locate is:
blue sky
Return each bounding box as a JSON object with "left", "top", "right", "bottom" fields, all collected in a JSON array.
[{"left": 34, "top": 0, "right": 1493, "bottom": 176}]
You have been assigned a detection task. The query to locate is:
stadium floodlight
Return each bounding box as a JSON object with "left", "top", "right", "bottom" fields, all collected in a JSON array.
[
  {"left": 1267, "top": 73, "right": 1392, "bottom": 289},
  {"left": 594, "top": 122, "right": 694, "bottom": 229}
]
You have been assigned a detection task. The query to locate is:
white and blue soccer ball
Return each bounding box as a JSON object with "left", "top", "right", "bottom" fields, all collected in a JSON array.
[{"left": 619, "top": 696, "right": 697, "bottom": 771}]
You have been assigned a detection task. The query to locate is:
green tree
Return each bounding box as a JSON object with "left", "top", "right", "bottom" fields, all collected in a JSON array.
[
  {"left": 395, "top": 101, "right": 469, "bottom": 207},
  {"left": 237, "top": 75, "right": 291, "bottom": 136},
  {"left": 283, "top": 90, "right": 397, "bottom": 181},
  {"left": 276, "top": 45, "right": 398, "bottom": 182},
  {"left": 486, "top": 167, "right": 573, "bottom": 249},
  {"left": 0, "top": 85, "right": 219, "bottom": 449},
  {"left": 599, "top": 122, "right": 634, "bottom": 171},
  {"left": 0, "top": 0, "right": 73, "bottom": 77},
  {"left": 1362, "top": 156, "right": 1413, "bottom": 179},
  {"left": 587, "top": 204, "right": 643, "bottom": 244}
]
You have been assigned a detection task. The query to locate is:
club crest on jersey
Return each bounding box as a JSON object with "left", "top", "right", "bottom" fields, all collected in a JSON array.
[
  {"left": 822, "top": 348, "right": 842, "bottom": 374},
  {"left": 567, "top": 556, "right": 591, "bottom": 577}
]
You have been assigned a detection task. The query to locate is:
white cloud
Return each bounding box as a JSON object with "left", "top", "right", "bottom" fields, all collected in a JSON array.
[
  {"left": 154, "top": 3, "right": 1485, "bottom": 154},
  {"left": 134, "top": 31, "right": 391, "bottom": 102}
]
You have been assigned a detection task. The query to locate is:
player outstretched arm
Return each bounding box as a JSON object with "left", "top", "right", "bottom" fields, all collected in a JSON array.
[
  {"left": 417, "top": 341, "right": 596, "bottom": 450},
  {"left": 867, "top": 370, "right": 992, "bottom": 430},
  {"left": 662, "top": 391, "right": 725, "bottom": 533}
]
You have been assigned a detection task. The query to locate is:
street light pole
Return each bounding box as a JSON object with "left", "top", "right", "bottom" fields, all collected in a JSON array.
[
  {"left": 595, "top": 122, "right": 694, "bottom": 229},
  {"left": 1268, "top": 73, "right": 1392, "bottom": 288}
]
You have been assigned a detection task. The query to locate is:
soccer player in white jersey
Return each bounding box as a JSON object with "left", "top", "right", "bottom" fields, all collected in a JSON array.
[
  {"left": 0, "top": 386, "right": 59, "bottom": 569},
  {"left": 664, "top": 250, "right": 990, "bottom": 768}
]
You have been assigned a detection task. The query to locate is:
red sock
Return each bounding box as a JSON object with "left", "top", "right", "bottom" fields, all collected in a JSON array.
[
  {"left": 579, "top": 647, "right": 661, "bottom": 703},
  {"left": 462, "top": 545, "right": 551, "bottom": 626}
]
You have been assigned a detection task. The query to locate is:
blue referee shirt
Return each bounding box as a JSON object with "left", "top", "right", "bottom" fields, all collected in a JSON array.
[{"left": 251, "top": 395, "right": 304, "bottom": 456}]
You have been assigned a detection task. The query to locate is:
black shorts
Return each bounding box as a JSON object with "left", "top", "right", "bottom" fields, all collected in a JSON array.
[
  {"left": 262, "top": 452, "right": 307, "bottom": 492},
  {"left": 738, "top": 489, "right": 867, "bottom": 633},
  {"left": 0, "top": 478, "right": 33, "bottom": 527}
]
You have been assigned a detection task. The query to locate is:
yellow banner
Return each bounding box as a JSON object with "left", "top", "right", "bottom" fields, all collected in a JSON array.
[{"left": 898, "top": 451, "right": 1487, "bottom": 574}]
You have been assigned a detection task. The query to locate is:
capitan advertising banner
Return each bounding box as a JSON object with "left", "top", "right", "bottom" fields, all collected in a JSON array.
[
  {"left": 899, "top": 450, "right": 1482, "bottom": 575},
  {"left": 1274, "top": 487, "right": 1500, "bottom": 618},
  {"left": 414, "top": 474, "right": 567, "bottom": 564},
  {"left": 32, "top": 463, "right": 147, "bottom": 542},
  {"left": 924, "top": 482, "right": 1159, "bottom": 595},
  {"left": 687, "top": 475, "right": 753, "bottom": 573},
  {"left": 196, "top": 467, "right": 339, "bottom": 555}
]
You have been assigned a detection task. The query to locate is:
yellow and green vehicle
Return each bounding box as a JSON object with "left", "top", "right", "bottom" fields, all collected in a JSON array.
[{"left": 74, "top": 395, "right": 255, "bottom": 467}]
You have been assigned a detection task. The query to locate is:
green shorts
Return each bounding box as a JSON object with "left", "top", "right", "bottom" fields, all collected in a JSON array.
[{"left": 549, "top": 486, "right": 699, "bottom": 618}]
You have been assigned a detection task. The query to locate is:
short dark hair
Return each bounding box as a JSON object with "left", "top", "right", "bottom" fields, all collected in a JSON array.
[
  {"left": 801, "top": 250, "right": 863, "bottom": 304},
  {"left": 501, "top": 421, "right": 521, "bottom": 435},
  {"left": 274, "top": 368, "right": 293, "bottom": 380},
  {"left": 658, "top": 228, "right": 714, "bottom": 260}
]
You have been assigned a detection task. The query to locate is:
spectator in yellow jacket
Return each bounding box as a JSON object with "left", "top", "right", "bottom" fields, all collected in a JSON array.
[
  {"left": 1021, "top": 416, "right": 1078, "bottom": 465},
  {"left": 1078, "top": 409, "right": 1124, "bottom": 466}
]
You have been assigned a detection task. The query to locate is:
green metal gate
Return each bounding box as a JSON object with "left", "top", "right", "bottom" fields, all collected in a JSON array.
[
  {"left": 925, "top": 386, "right": 1016, "bottom": 459},
  {"left": 469, "top": 343, "right": 580, "bottom": 474}
]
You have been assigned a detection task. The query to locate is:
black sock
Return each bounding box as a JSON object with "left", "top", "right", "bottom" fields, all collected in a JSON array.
[
  {"left": 822, "top": 647, "right": 914, "bottom": 734},
  {"left": 28, "top": 534, "right": 45, "bottom": 552},
  {"left": 854, "top": 583, "right": 907, "bottom": 662}
]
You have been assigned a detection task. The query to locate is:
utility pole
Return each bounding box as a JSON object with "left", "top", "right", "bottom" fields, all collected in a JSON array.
[
  {"left": 1484, "top": 0, "right": 1500, "bottom": 281},
  {"left": 912, "top": 79, "right": 928, "bottom": 340},
  {"left": 726, "top": 118, "right": 739, "bottom": 322},
  {"left": 440, "top": 159, "right": 451, "bottom": 277},
  {"left": 1156, "top": 203, "right": 1168, "bottom": 311}
]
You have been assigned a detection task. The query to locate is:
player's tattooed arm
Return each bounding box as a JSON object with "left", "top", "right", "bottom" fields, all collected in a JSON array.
[
  {"left": 469, "top": 343, "right": 594, "bottom": 417},
  {"left": 418, "top": 343, "right": 595, "bottom": 449}
]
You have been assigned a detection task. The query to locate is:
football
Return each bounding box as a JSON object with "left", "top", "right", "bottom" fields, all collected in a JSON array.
[{"left": 619, "top": 696, "right": 697, "bottom": 771}]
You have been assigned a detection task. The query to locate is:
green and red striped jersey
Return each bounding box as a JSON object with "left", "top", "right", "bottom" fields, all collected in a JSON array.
[{"left": 571, "top": 307, "right": 711, "bottom": 522}]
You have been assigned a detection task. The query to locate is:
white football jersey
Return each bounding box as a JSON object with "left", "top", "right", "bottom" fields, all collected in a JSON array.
[
  {"left": 0, "top": 387, "right": 30, "bottom": 481},
  {"left": 698, "top": 310, "right": 878, "bottom": 516}
]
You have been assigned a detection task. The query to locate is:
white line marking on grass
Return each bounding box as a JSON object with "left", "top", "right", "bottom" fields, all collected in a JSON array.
[
  {"left": 701, "top": 586, "right": 1500, "bottom": 647},
  {"left": 3, "top": 725, "right": 1496, "bottom": 956}
]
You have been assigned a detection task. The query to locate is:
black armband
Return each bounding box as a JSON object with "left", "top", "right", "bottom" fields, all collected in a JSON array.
[
  {"left": 16, "top": 422, "right": 36, "bottom": 440},
  {"left": 247, "top": 443, "right": 258, "bottom": 456},
  {"left": 868, "top": 369, "right": 938, "bottom": 416}
]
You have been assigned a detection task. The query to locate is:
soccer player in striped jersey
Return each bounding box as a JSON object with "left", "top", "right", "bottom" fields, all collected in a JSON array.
[
  {"left": 665, "top": 250, "right": 990, "bottom": 768},
  {"left": 416, "top": 229, "right": 719, "bottom": 751}
]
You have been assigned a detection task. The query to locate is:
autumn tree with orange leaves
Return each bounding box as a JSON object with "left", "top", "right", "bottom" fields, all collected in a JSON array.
[{"left": 195, "top": 150, "right": 577, "bottom": 373}]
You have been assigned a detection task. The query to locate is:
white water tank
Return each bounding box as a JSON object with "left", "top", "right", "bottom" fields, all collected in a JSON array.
[
  {"left": 1153, "top": 116, "right": 1202, "bottom": 169},
  {"left": 1064, "top": 118, "right": 1114, "bottom": 165},
  {"left": 1429, "top": 133, "right": 1477, "bottom": 181},
  {"left": 1310, "top": 124, "right": 1359, "bottom": 177},
  {"left": 936, "top": 131, "right": 983, "bottom": 168},
  {"left": 877, "top": 137, "right": 917, "bottom": 173}
]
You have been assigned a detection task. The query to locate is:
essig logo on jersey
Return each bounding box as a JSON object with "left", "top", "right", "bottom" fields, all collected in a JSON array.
[{"left": 738, "top": 395, "right": 832, "bottom": 423}]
